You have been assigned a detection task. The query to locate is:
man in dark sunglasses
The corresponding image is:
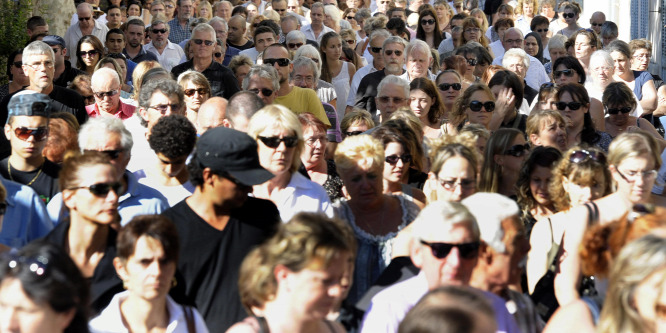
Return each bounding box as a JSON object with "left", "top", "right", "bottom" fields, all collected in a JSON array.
[
  {"left": 345, "top": 29, "right": 388, "bottom": 115},
  {"left": 588, "top": 11, "right": 605, "bottom": 35},
  {"left": 87, "top": 68, "right": 135, "bottom": 120},
  {"left": 143, "top": 18, "right": 186, "bottom": 72},
  {"left": 171, "top": 23, "right": 240, "bottom": 100},
  {"left": 64, "top": 3, "right": 108, "bottom": 66},
  {"left": 361, "top": 200, "right": 521, "bottom": 333}
]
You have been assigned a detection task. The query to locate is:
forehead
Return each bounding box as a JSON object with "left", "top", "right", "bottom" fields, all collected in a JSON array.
[
  {"left": 408, "top": 48, "right": 429, "bottom": 59},
  {"left": 293, "top": 65, "right": 314, "bottom": 75},
  {"left": 248, "top": 76, "right": 273, "bottom": 88},
  {"left": 128, "top": 24, "right": 144, "bottom": 32},
  {"left": 153, "top": 23, "right": 166, "bottom": 29},
  {"left": 379, "top": 83, "right": 406, "bottom": 97},
  {"left": 84, "top": 130, "right": 122, "bottom": 149},
  {"left": 264, "top": 46, "right": 288, "bottom": 58},
  {"left": 470, "top": 90, "right": 492, "bottom": 100},
  {"left": 24, "top": 53, "right": 53, "bottom": 63},
  {"left": 427, "top": 223, "right": 476, "bottom": 243},
  {"left": 438, "top": 72, "right": 460, "bottom": 83},
  {"left": 504, "top": 30, "right": 521, "bottom": 39},
  {"left": 193, "top": 29, "right": 214, "bottom": 39},
  {"left": 108, "top": 32, "right": 124, "bottom": 39},
  {"left": 10, "top": 115, "right": 48, "bottom": 127},
  {"left": 150, "top": 90, "right": 180, "bottom": 104},
  {"left": 370, "top": 36, "right": 386, "bottom": 46},
  {"left": 256, "top": 32, "right": 275, "bottom": 40},
  {"left": 384, "top": 42, "right": 405, "bottom": 50}
]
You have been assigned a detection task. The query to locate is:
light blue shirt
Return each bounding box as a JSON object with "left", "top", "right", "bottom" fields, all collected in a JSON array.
[
  {"left": 47, "top": 171, "right": 169, "bottom": 226},
  {"left": 0, "top": 177, "right": 53, "bottom": 248}
]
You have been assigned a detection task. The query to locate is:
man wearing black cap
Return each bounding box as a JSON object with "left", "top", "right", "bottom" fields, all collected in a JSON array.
[
  {"left": 0, "top": 93, "right": 60, "bottom": 204},
  {"left": 42, "top": 35, "right": 85, "bottom": 88},
  {"left": 163, "top": 126, "right": 280, "bottom": 332}
]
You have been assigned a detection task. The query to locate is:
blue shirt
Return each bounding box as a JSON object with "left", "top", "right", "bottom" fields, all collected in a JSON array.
[
  {"left": 168, "top": 18, "right": 192, "bottom": 44},
  {"left": 47, "top": 170, "right": 169, "bottom": 226},
  {"left": 0, "top": 177, "right": 53, "bottom": 248}
]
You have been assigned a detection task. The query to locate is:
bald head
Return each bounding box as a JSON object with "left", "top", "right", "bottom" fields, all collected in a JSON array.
[
  {"left": 197, "top": 97, "right": 228, "bottom": 135},
  {"left": 226, "top": 91, "right": 265, "bottom": 132},
  {"left": 91, "top": 67, "right": 121, "bottom": 89},
  {"left": 501, "top": 28, "right": 525, "bottom": 50},
  {"left": 77, "top": 2, "right": 93, "bottom": 15},
  {"left": 589, "top": 12, "right": 606, "bottom": 34}
]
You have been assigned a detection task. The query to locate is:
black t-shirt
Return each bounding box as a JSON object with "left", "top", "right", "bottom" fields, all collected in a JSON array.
[
  {"left": 53, "top": 62, "right": 86, "bottom": 88},
  {"left": 171, "top": 60, "right": 241, "bottom": 100},
  {"left": 164, "top": 196, "right": 280, "bottom": 332},
  {"left": 228, "top": 40, "right": 254, "bottom": 51},
  {"left": 0, "top": 158, "right": 60, "bottom": 204},
  {"left": 353, "top": 69, "right": 387, "bottom": 117}
]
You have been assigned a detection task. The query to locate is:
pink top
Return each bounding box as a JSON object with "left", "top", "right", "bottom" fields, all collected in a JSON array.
[{"left": 86, "top": 100, "right": 136, "bottom": 120}]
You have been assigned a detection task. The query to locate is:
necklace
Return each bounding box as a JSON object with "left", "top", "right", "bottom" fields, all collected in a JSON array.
[{"left": 8, "top": 160, "right": 43, "bottom": 186}]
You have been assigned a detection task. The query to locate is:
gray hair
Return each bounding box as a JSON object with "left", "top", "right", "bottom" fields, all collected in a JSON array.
[
  {"left": 502, "top": 27, "right": 524, "bottom": 41},
  {"left": 285, "top": 30, "right": 306, "bottom": 44},
  {"left": 294, "top": 44, "right": 322, "bottom": 71},
  {"left": 383, "top": 35, "right": 408, "bottom": 51},
  {"left": 461, "top": 193, "right": 519, "bottom": 253},
  {"left": 503, "top": 48, "right": 530, "bottom": 69},
  {"left": 370, "top": 29, "right": 391, "bottom": 43},
  {"left": 411, "top": 201, "right": 479, "bottom": 242},
  {"left": 281, "top": 14, "right": 300, "bottom": 28},
  {"left": 242, "top": 65, "right": 280, "bottom": 92},
  {"left": 227, "top": 91, "right": 265, "bottom": 126},
  {"left": 208, "top": 17, "right": 228, "bottom": 31},
  {"left": 310, "top": 2, "right": 324, "bottom": 12},
  {"left": 192, "top": 23, "right": 216, "bottom": 39},
  {"left": 377, "top": 75, "right": 409, "bottom": 98},
  {"left": 547, "top": 34, "right": 567, "bottom": 50},
  {"left": 78, "top": 116, "right": 133, "bottom": 152},
  {"left": 291, "top": 57, "right": 320, "bottom": 81},
  {"left": 590, "top": 49, "right": 614, "bottom": 69},
  {"left": 139, "top": 79, "right": 184, "bottom": 109},
  {"left": 600, "top": 21, "right": 618, "bottom": 40},
  {"left": 406, "top": 39, "right": 432, "bottom": 61},
  {"left": 23, "top": 41, "right": 55, "bottom": 63}
]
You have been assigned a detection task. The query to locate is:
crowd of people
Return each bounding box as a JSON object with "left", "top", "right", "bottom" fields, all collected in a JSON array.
[{"left": 0, "top": 0, "right": 665, "bottom": 332}]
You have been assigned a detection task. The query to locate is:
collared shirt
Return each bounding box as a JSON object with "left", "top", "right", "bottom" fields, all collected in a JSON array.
[
  {"left": 492, "top": 53, "right": 550, "bottom": 92},
  {"left": 238, "top": 47, "right": 259, "bottom": 64},
  {"left": 346, "top": 64, "right": 380, "bottom": 108},
  {"left": 300, "top": 24, "right": 334, "bottom": 45},
  {"left": 123, "top": 47, "right": 159, "bottom": 64},
  {"left": 89, "top": 291, "right": 210, "bottom": 333},
  {"left": 65, "top": 19, "right": 109, "bottom": 66},
  {"left": 0, "top": 177, "right": 53, "bottom": 248},
  {"left": 274, "top": 86, "right": 331, "bottom": 127},
  {"left": 223, "top": 45, "right": 240, "bottom": 66},
  {"left": 260, "top": 172, "right": 334, "bottom": 222},
  {"left": 85, "top": 99, "right": 136, "bottom": 120},
  {"left": 168, "top": 18, "right": 193, "bottom": 44},
  {"left": 399, "top": 70, "right": 436, "bottom": 83},
  {"left": 143, "top": 40, "right": 185, "bottom": 71},
  {"left": 171, "top": 59, "right": 241, "bottom": 99}
]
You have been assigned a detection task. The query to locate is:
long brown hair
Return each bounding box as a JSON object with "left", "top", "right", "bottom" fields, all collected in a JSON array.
[{"left": 410, "top": 77, "right": 446, "bottom": 125}]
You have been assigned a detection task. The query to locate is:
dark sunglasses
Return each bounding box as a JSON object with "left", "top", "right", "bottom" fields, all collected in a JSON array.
[
  {"left": 553, "top": 69, "right": 575, "bottom": 78},
  {"left": 469, "top": 101, "right": 495, "bottom": 112},
  {"left": 84, "top": 149, "right": 123, "bottom": 160},
  {"left": 12, "top": 61, "right": 22, "bottom": 68},
  {"left": 540, "top": 82, "right": 555, "bottom": 90},
  {"left": 193, "top": 38, "right": 214, "bottom": 46},
  {"left": 384, "top": 49, "right": 403, "bottom": 56},
  {"left": 466, "top": 58, "right": 477, "bottom": 66},
  {"left": 288, "top": 42, "right": 303, "bottom": 49},
  {"left": 214, "top": 52, "right": 222, "bottom": 58},
  {"left": 184, "top": 88, "right": 209, "bottom": 96},
  {"left": 344, "top": 39, "right": 355, "bottom": 45},
  {"left": 555, "top": 101, "right": 582, "bottom": 111},
  {"left": 149, "top": 103, "right": 182, "bottom": 113},
  {"left": 438, "top": 83, "right": 462, "bottom": 91},
  {"left": 607, "top": 106, "right": 632, "bottom": 115},
  {"left": 504, "top": 143, "right": 530, "bottom": 157},
  {"left": 13, "top": 127, "right": 49, "bottom": 141},
  {"left": 370, "top": 46, "right": 382, "bottom": 53},
  {"left": 421, "top": 19, "right": 435, "bottom": 25},
  {"left": 420, "top": 240, "right": 480, "bottom": 259},
  {"left": 78, "top": 50, "right": 99, "bottom": 57},
  {"left": 345, "top": 130, "right": 364, "bottom": 136},
  {"left": 438, "top": 177, "right": 476, "bottom": 190},
  {"left": 79, "top": 16, "right": 92, "bottom": 21},
  {"left": 258, "top": 136, "right": 299, "bottom": 148},
  {"left": 385, "top": 154, "right": 412, "bottom": 165},
  {"left": 569, "top": 149, "right": 606, "bottom": 164},
  {"left": 93, "top": 89, "right": 119, "bottom": 99},
  {"left": 536, "top": 28, "right": 549, "bottom": 32},
  {"left": 591, "top": 22, "right": 603, "bottom": 27},
  {"left": 69, "top": 182, "right": 122, "bottom": 196},
  {"left": 562, "top": 13, "right": 575, "bottom": 19},
  {"left": 152, "top": 28, "right": 167, "bottom": 34},
  {"left": 345, "top": 16, "right": 355, "bottom": 20},
  {"left": 264, "top": 58, "right": 290, "bottom": 67},
  {"left": 249, "top": 88, "right": 274, "bottom": 96}
]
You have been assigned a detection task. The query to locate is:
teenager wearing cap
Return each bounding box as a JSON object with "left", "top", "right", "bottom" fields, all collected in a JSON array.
[
  {"left": 0, "top": 93, "right": 60, "bottom": 204},
  {"left": 162, "top": 126, "right": 280, "bottom": 332}
]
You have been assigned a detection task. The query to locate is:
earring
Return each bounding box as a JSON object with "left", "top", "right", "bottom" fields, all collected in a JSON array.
[
  {"left": 171, "top": 277, "right": 178, "bottom": 288},
  {"left": 123, "top": 280, "right": 129, "bottom": 289}
]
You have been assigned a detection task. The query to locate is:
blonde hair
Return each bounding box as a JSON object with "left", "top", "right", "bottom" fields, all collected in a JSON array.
[
  {"left": 525, "top": 109, "right": 566, "bottom": 143},
  {"left": 549, "top": 146, "right": 611, "bottom": 211},
  {"left": 340, "top": 109, "right": 375, "bottom": 134},
  {"left": 608, "top": 132, "right": 662, "bottom": 172},
  {"left": 334, "top": 134, "right": 384, "bottom": 177},
  {"left": 247, "top": 104, "right": 304, "bottom": 173},
  {"left": 197, "top": 0, "right": 213, "bottom": 20},
  {"left": 479, "top": 128, "right": 521, "bottom": 193},
  {"left": 131, "top": 60, "right": 161, "bottom": 100}
]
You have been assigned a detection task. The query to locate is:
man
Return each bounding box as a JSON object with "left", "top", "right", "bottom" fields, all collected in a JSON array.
[
  {"left": 164, "top": 126, "right": 280, "bottom": 332},
  {"left": 105, "top": 29, "right": 138, "bottom": 80},
  {"left": 282, "top": 15, "right": 318, "bottom": 48},
  {"left": 502, "top": 48, "right": 538, "bottom": 106},
  {"left": 374, "top": 75, "right": 409, "bottom": 123},
  {"left": 1, "top": 93, "right": 59, "bottom": 204},
  {"left": 492, "top": 28, "right": 549, "bottom": 92},
  {"left": 488, "top": 18, "right": 514, "bottom": 59},
  {"left": 106, "top": 5, "right": 123, "bottom": 29},
  {"left": 168, "top": 0, "right": 194, "bottom": 44},
  {"left": 360, "top": 201, "right": 520, "bottom": 333},
  {"left": 239, "top": 26, "right": 277, "bottom": 63},
  {"left": 243, "top": 65, "right": 280, "bottom": 105},
  {"left": 150, "top": 0, "right": 167, "bottom": 18},
  {"left": 345, "top": 29, "right": 389, "bottom": 113},
  {"left": 600, "top": 21, "right": 618, "bottom": 48},
  {"left": 143, "top": 17, "right": 186, "bottom": 71},
  {"left": 272, "top": 0, "right": 288, "bottom": 17},
  {"left": 122, "top": 18, "right": 160, "bottom": 63},
  {"left": 209, "top": 17, "right": 240, "bottom": 66},
  {"left": 47, "top": 116, "right": 169, "bottom": 226},
  {"left": 374, "top": 0, "right": 393, "bottom": 15},
  {"left": 437, "top": 13, "right": 466, "bottom": 55},
  {"left": 463, "top": 193, "right": 538, "bottom": 333},
  {"left": 300, "top": 3, "right": 333, "bottom": 44},
  {"left": 589, "top": 11, "right": 606, "bottom": 35},
  {"left": 353, "top": 36, "right": 407, "bottom": 117},
  {"left": 42, "top": 35, "right": 85, "bottom": 88},
  {"left": 64, "top": 3, "right": 109, "bottom": 66},
  {"left": 225, "top": 91, "right": 265, "bottom": 131},
  {"left": 87, "top": 68, "right": 135, "bottom": 119},
  {"left": 287, "top": 0, "right": 309, "bottom": 25},
  {"left": 197, "top": 97, "right": 228, "bottom": 135},
  {"left": 262, "top": 44, "right": 331, "bottom": 126},
  {"left": 401, "top": 39, "right": 436, "bottom": 82},
  {"left": 27, "top": 16, "right": 49, "bottom": 38},
  {"left": 227, "top": 15, "right": 254, "bottom": 50},
  {"left": 171, "top": 24, "right": 240, "bottom": 99},
  {"left": 213, "top": 0, "right": 232, "bottom": 20}
]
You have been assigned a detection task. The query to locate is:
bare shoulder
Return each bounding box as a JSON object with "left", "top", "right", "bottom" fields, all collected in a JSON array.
[
  {"left": 543, "top": 299, "right": 595, "bottom": 333},
  {"left": 225, "top": 318, "right": 260, "bottom": 333}
]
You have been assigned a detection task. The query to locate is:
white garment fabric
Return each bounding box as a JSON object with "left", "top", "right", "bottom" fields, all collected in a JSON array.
[
  {"left": 489, "top": 40, "right": 505, "bottom": 59},
  {"left": 142, "top": 41, "right": 185, "bottom": 72},
  {"left": 300, "top": 24, "right": 334, "bottom": 45},
  {"left": 331, "top": 61, "right": 351, "bottom": 120},
  {"left": 89, "top": 291, "right": 210, "bottom": 333},
  {"left": 65, "top": 20, "right": 109, "bottom": 66},
  {"left": 124, "top": 114, "right": 158, "bottom": 173},
  {"left": 133, "top": 170, "right": 195, "bottom": 207},
  {"left": 316, "top": 80, "right": 337, "bottom": 104},
  {"left": 264, "top": 172, "right": 334, "bottom": 222},
  {"left": 492, "top": 53, "right": 550, "bottom": 92},
  {"left": 347, "top": 64, "right": 380, "bottom": 108},
  {"left": 514, "top": 16, "right": 532, "bottom": 36},
  {"left": 399, "top": 70, "right": 436, "bottom": 83},
  {"left": 437, "top": 37, "right": 455, "bottom": 56},
  {"left": 239, "top": 47, "right": 260, "bottom": 64}
]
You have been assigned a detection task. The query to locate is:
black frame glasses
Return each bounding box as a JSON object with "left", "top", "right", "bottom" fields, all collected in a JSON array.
[
  {"left": 93, "top": 89, "right": 119, "bottom": 99},
  {"left": 258, "top": 136, "right": 299, "bottom": 148},
  {"left": 248, "top": 88, "right": 274, "bottom": 96},
  {"left": 438, "top": 83, "right": 462, "bottom": 91},
  {"left": 553, "top": 69, "right": 575, "bottom": 78},
  {"left": 288, "top": 42, "right": 303, "bottom": 49},
  {"left": 385, "top": 154, "right": 412, "bottom": 165},
  {"left": 78, "top": 50, "right": 99, "bottom": 57},
  {"left": 468, "top": 100, "right": 495, "bottom": 112},
  {"left": 184, "top": 88, "right": 209, "bottom": 96},
  {"left": 607, "top": 106, "right": 632, "bottom": 115},
  {"left": 192, "top": 39, "right": 215, "bottom": 46},
  {"left": 384, "top": 49, "right": 403, "bottom": 56},
  {"left": 345, "top": 130, "right": 364, "bottom": 136},
  {"left": 263, "top": 58, "right": 290, "bottom": 67},
  {"left": 420, "top": 240, "right": 480, "bottom": 259},
  {"left": 555, "top": 101, "right": 583, "bottom": 111},
  {"left": 84, "top": 149, "right": 123, "bottom": 160},
  {"left": 503, "top": 143, "right": 530, "bottom": 157}
]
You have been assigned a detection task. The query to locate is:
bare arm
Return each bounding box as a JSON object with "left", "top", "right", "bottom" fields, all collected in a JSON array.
[
  {"left": 639, "top": 79, "right": 658, "bottom": 114},
  {"left": 589, "top": 98, "right": 605, "bottom": 132},
  {"left": 526, "top": 216, "right": 554, "bottom": 294},
  {"left": 653, "top": 85, "right": 666, "bottom": 117}
]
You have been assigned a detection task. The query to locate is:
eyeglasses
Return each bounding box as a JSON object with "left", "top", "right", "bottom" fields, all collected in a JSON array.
[
  {"left": 214, "top": 52, "right": 222, "bottom": 58},
  {"left": 274, "top": 8, "right": 286, "bottom": 12},
  {"left": 344, "top": 39, "right": 355, "bottom": 45},
  {"left": 555, "top": 101, "right": 582, "bottom": 111},
  {"left": 68, "top": 182, "right": 122, "bottom": 196},
  {"left": 421, "top": 19, "right": 435, "bottom": 25},
  {"left": 79, "top": 16, "right": 92, "bottom": 21},
  {"left": 384, "top": 49, "right": 403, "bottom": 56},
  {"left": 149, "top": 103, "right": 182, "bottom": 114},
  {"left": 616, "top": 168, "right": 658, "bottom": 184},
  {"left": 438, "top": 83, "right": 462, "bottom": 91},
  {"left": 305, "top": 136, "right": 328, "bottom": 147},
  {"left": 420, "top": 240, "right": 480, "bottom": 259},
  {"left": 84, "top": 149, "right": 124, "bottom": 160},
  {"left": 13, "top": 127, "right": 49, "bottom": 142},
  {"left": 569, "top": 149, "right": 606, "bottom": 164},
  {"left": 78, "top": 50, "right": 99, "bottom": 57},
  {"left": 540, "top": 82, "right": 555, "bottom": 90},
  {"left": 24, "top": 61, "right": 54, "bottom": 70},
  {"left": 553, "top": 69, "right": 575, "bottom": 78},
  {"left": 184, "top": 88, "right": 209, "bottom": 96},
  {"left": 607, "top": 106, "right": 632, "bottom": 115},
  {"left": 385, "top": 154, "right": 412, "bottom": 165},
  {"left": 505, "top": 39, "right": 523, "bottom": 45},
  {"left": 562, "top": 12, "right": 575, "bottom": 19},
  {"left": 258, "top": 136, "right": 299, "bottom": 148},
  {"left": 468, "top": 100, "right": 495, "bottom": 112},
  {"left": 152, "top": 28, "right": 168, "bottom": 34},
  {"left": 466, "top": 58, "right": 477, "bottom": 66},
  {"left": 248, "top": 88, "right": 274, "bottom": 96},
  {"left": 293, "top": 75, "right": 314, "bottom": 84},
  {"left": 6, "top": 253, "right": 48, "bottom": 277},
  {"left": 536, "top": 28, "right": 549, "bottom": 32},
  {"left": 12, "top": 61, "right": 22, "bottom": 68},
  {"left": 166, "top": 4, "right": 174, "bottom": 8},
  {"left": 633, "top": 53, "right": 650, "bottom": 60},
  {"left": 264, "top": 58, "right": 290, "bottom": 67},
  {"left": 378, "top": 96, "right": 406, "bottom": 104},
  {"left": 370, "top": 46, "right": 382, "bottom": 53},
  {"left": 345, "top": 130, "right": 364, "bottom": 136},
  {"left": 288, "top": 42, "right": 303, "bottom": 49},
  {"left": 192, "top": 38, "right": 214, "bottom": 46},
  {"left": 93, "top": 89, "right": 119, "bottom": 99},
  {"left": 438, "top": 177, "right": 476, "bottom": 190},
  {"left": 590, "top": 22, "right": 603, "bottom": 27},
  {"left": 504, "top": 143, "right": 530, "bottom": 157}
]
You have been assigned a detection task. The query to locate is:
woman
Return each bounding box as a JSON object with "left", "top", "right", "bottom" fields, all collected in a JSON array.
[
  {"left": 469, "top": 9, "right": 488, "bottom": 37},
  {"left": 89, "top": 215, "right": 209, "bottom": 332},
  {"left": 435, "top": 70, "right": 463, "bottom": 122},
  {"left": 343, "top": 8, "right": 360, "bottom": 32},
  {"left": 228, "top": 55, "right": 253, "bottom": 89},
  {"left": 545, "top": 35, "right": 568, "bottom": 75},
  {"left": 323, "top": 5, "right": 342, "bottom": 33},
  {"left": 526, "top": 145, "right": 611, "bottom": 294},
  {"left": 340, "top": 109, "right": 375, "bottom": 139},
  {"left": 448, "top": 83, "right": 497, "bottom": 133},
  {"left": 416, "top": 9, "right": 443, "bottom": 50},
  {"left": 339, "top": 29, "right": 358, "bottom": 53},
  {"left": 76, "top": 35, "right": 105, "bottom": 76},
  {"left": 551, "top": 56, "right": 605, "bottom": 129},
  {"left": 43, "top": 151, "right": 124, "bottom": 315},
  {"left": 433, "top": 0, "right": 453, "bottom": 34},
  {"left": 229, "top": 213, "right": 353, "bottom": 333},
  {"left": 531, "top": 15, "right": 550, "bottom": 60},
  {"left": 0, "top": 241, "right": 89, "bottom": 333},
  {"left": 629, "top": 38, "right": 652, "bottom": 72},
  {"left": 457, "top": 17, "right": 490, "bottom": 53},
  {"left": 586, "top": 50, "right": 618, "bottom": 105},
  {"left": 249, "top": 105, "right": 334, "bottom": 222},
  {"left": 514, "top": 0, "right": 538, "bottom": 35},
  {"left": 531, "top": 82, "right": 559, "bottom": 111},
  {"left": 0, "top": 49, "right": 28, "bottom": 102},
  {"left": 602, "top": 82, "right": 663, "bottom": 141},
  {"left": 608, "top": 40, "right": 658, "bottom": 114},
  {"left": 298, "top": 113, "right": 343, "bottom": 201},
  {"left": 479, "top": 128, "right": 528, "bottom": 197},
  {"left": 197, "top": 0, "right": 212, "bottom": 20},
  {"left": 410, "top": 77, "right": 446, "bottom": 139},
  {"left": 487, "top": 70, "right": 528, "bottom": 133},
  {"left": 426, "top": 137, "right": 479, "bottom": 202},
  {"left": 333, "top": 134, "right": 420, "bottom": 305},
  {"left": 126, "top": 0, "right": 142, "bottom": 17},
  {"left": 516, "top": 146, "right": 561, "bottom": 236},
  {"left": 555, "top": 2, "right": 582, "bottom": 38},
  {"left": 387, "top": 18, "right": 411, "bottom": 42},
  {"left": 555, "top": 83, "right": 611, "bottom": 151},
  {"left": 571, "top": 29, "right": 600, "bottom": 76},
  {"left": 177, "top": 70, "right": 211, "bottom": 125},
  {"left": 320, "top": 32, "right": 356, "bottom": 120},
  {"left": 526, "top": 109, "right": 567, "bottom": 151},
  {"left": 524, "top": 31, "right": 544, "bottom": 64},
  {"left": 372, "top": 126, "right": 427, "bottom": 208}
]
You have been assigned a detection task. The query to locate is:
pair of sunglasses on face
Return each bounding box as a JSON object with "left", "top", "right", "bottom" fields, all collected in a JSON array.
[
  {"left": 468, "top": 101, "right": 495, "bottom": 112},
  {"left": 258, "top": 136, "right": 299, "bottom": 148},
  {"left": 69, "top": 182, "right": 122, "bottom": 197},
  {"left": 438, "top": 83, "right": 462, "bottom": 91},
  {"left": 504, "top": 143, "right": 530, "bottom": 157},
  {"left": 420, "top": 240, "right": 480, "bottom": 259},
  {"left": 607, "top": 106, "right": 632, "bottom": 115},
  {"left": 385, "top": 154, "right": 412, "bottom": 165},
  {"left": 13, "top": 127, "right": 49, "bottom": 142},
  {"left": 569, "top": 149, "right": 606, "bottom": 164}
]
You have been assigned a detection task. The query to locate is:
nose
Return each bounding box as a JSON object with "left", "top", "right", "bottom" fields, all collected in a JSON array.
[
  {"left": 445, "top": 246, "right": 462, "bottom": 268},
  {"left": 164, "top": 163, "right": 174, "bottom": 175}
]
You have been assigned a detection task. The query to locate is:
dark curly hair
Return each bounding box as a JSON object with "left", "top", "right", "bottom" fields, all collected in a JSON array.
[{"left": 148, "top": 114, "right": 197, "bottom": 159}]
